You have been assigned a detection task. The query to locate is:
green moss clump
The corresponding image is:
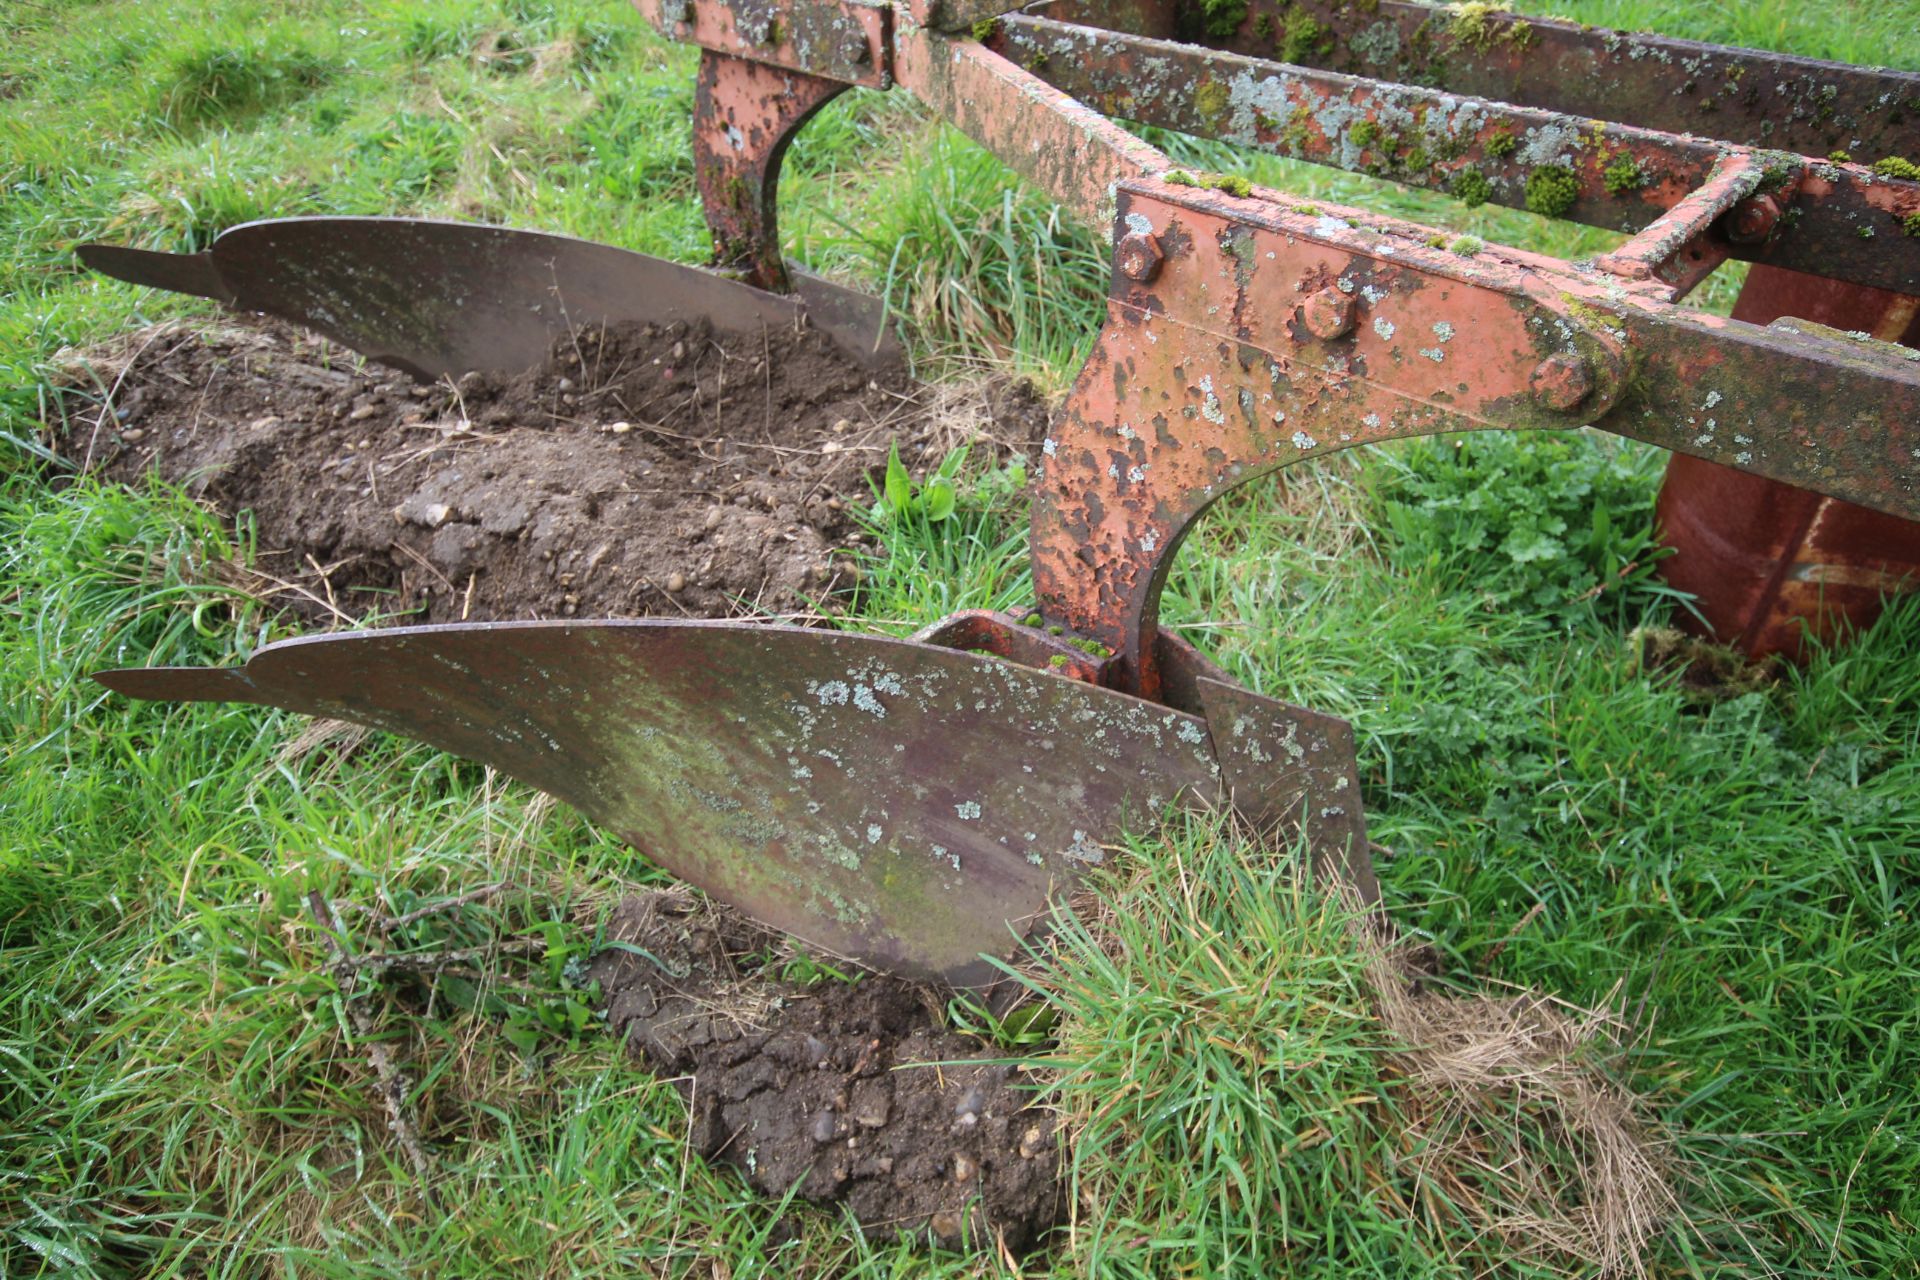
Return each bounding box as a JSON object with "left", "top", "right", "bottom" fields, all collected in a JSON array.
[
  {"left": 1279, "top": 105, "right": 1315, "bottom": 153},
  {"left": 1828, "top": 149, "right": 1852, "bottom": 164},
  {"left": 970, "top": 17, "right": 1000, "bottom": 40},
  {"left": 1165, "top": 169, "right": 1198, "bottom": 187},
  {"left": 1449, "top": 235, "right": 1484, "bottom": 257},
  {"left": 1252, "top": 11, "right": 1274, "bottom": 39},
  {"left": 1602, "top": 155, "right": 1645, "bottom": 195},
  {"left": 1450, "top": 3, "right": 1529, "bottom": 51},
  {"left": 1857, "top": 226, "right": 1877, "bottom": 239},
  {"left": 1872, "top": 156, "right": 1920, "bottom": 181},
  {"left": 1194, "top": 79, "right": 1230, "bottom": 125},
  {"left": 1023, "top": 50, "right": 1048, "bottom": 71},
  {"left": 1404, "top": 146, "right": 1430, "bottom": 171},
  {"left": 1451, "top": 168, "right": 1492, "bottom": 207},
  {"left": 1903, "top": 212, "right": 1920, "bottom": 237},
  {"left": 1485, "top": 128, "right": 1517, "bottom": 159},
  {"left": 1066, "top": 636, "right": 1113, "bottom": 658},
  {"left": 1048, "top": 653, "right": 1072, "bottom": 669},
  {"left": 1426, "top": 233, "right": 1449, "bottom": 249},
  {"left": 1292, "top": 203, "right": 1320, "bottom": 214},
  {"left": 1212, "top": 173, "right": 1253, "bottom": 197},
  {"left": 1525, "top": 165, "right": 1580, "bottom": 217},
  {"left": 1280, "top": 10, "right": 1331, "bottom": 63},
  {"left": 1199, "top": 0, "right": 1248, "bottom": 38},
  {"left": 1350, "top": 120, "right": 1385, "bottom": 150}
]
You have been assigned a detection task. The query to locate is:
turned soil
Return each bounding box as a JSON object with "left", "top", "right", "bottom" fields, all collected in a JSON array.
[
  {"left": 51, "top": 316, "right": 1044, "bottom": 625},
  {"left": 586, "top": 891, "right": 1062, "bottom": 1251},
  {"left": 47, "top": 312, "right": 1061, "bottom": 1247}
]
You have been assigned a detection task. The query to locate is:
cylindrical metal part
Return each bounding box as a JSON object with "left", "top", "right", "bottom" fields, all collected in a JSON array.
[{"left": 1655, "top": 265, "right": 1920, "bottom": 661}]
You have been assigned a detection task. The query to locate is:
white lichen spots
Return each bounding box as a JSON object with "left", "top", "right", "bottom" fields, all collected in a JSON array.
[
  {"left": 1314, "top": 215, "right": 1354, "bottom": 238},
  {"left": 1124, "top": 211, "right": 1155, "bottom": 235},
  {"left": 955, "top": 801, "right": 981, "bottom": 820},
  {"left": 1735, "top": 451, "right": 1753, "bottom": 465},
  {"left": 1128, "top": 464, "right": 1147, "bottom": 483},
  {"left": 1118, "top": 424, "right": 1136, "bottom": 440},
  {"left": 1372, "top": 316, "right": 1396, "bottom": 340},
  {"left": 1419, "top": 347, "right": 1446, "bottom": 363},
  {"left": 1432, "top": 321, "right": 1455, "bottom": 342},
  {"left": 865, "top": 824, "right": 882, "bottom": 845},
  {"left": 1291, "top": 430, "right": 1318, "bottom": 451},
  {"left": 1140, "top": 529, "right": 1159, "bottom": 553},
  {"left": 1197, "top": 374, "right": 1226, "bottom": 424},
  {"left": 1733, "top": 432, "right": 1751, "bottom": 445},
  {"left": 1362, "top": 412, "right": 1382, "bottom": 429},
  {"left": 1694, "top": 432, "right": 1715, "bottom": 447},
  {"left": 1063, "top": 830, "right": 1106, "bottom": 865},
  {"left": 1042, "top": 438, "right": 1057, "bottom": 456},
  {"left": 1518, "top": 119, "right": 1580, "bottom": 166},
  {"left": 1336, "top": 276, "right": 1358, "bottom": 294},
  {"left": 1026, "top": 851, "right": 1045, "bottom": 867},
  {"left": 792, "top": 763, "right": 813, "bottom": 779},
  {"left": 1360, "top": 284, "right": 1389, "bottom": 304},
  {"left": 810, "top": 679, "right": 850, "bottom": 706},
  {"left": 1107, "top": 463, "right": 1120, "bottom": 479},
  {"left": 852, "top": 685, "right": 886, "bottom": 718},
  {"left": 1272, "top": 408, "right": 1288, "bottom": 424},
  {"left": 1703, "top": 390, "right": 1722, "bottom": 409},
  {"left": 1175, "top": 719, "right": 1208, "bottom": 746}
]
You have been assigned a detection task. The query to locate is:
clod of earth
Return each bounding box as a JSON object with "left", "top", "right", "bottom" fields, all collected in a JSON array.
[
  {"left": 586, "top": 893, "right": 1062, "bottom": 1251},
  {"left": 52, "top": 319, "right": 1046, "bottom": 626}
]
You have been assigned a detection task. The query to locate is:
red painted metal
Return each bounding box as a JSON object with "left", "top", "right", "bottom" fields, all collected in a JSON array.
[
  {"left": 692, "top": 50, "right": 846, "bottom": 292},
  {"left": 1657, "top": 270, "right": 1920, "bottom": 660},
  {"left": 1028, "top": 177, "right": 1920, "bottom": 696}
]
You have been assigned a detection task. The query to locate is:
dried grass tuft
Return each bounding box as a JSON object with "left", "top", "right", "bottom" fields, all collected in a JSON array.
[{"left": 1358, "top": 917, "right": 1677, "bottom": 1277}]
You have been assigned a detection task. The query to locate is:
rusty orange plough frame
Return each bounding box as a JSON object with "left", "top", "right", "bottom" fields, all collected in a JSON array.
[{"left": 642, "top": 0, "right": 1920, "bottom": 695}]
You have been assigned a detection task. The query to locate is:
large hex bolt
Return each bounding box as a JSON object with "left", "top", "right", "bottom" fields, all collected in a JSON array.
[
  {"left": 1116, "top": 231, "right": 1164, "bottom": 283},
  {"left": 1301, "top": 286, "right": 1357, "bottom": 339},
  {"left": 1725, "top": 193, "right": 1784, "bottom": 244},
  {"left": 1530, "top": 351, "right": 1595, "bottom": 411}
]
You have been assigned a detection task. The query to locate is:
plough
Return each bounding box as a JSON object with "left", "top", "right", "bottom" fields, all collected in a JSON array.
[{"left": 85, "top": 1, "right": 1920, "bottom": 983}]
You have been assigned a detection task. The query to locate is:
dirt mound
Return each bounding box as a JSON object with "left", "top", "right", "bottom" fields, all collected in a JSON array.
[
  {"left": 586, "top": 892, "right": 1062, "bottom": 1252},
  {"left": 53, "top": 316, "right": 1045, "bottom": 625}
]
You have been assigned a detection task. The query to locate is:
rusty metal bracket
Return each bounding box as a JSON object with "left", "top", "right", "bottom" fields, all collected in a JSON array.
[
  {"left": 633, "top": 0, "right": 892, "bottom": 88},
  {"left": 1028, "top": 177, "right": 1920, "bottom": 696}
]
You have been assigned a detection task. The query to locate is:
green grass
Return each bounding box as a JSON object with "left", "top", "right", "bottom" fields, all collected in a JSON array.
[{"left": 5, "top": 0, "right": 1920, "bottom": 1275}]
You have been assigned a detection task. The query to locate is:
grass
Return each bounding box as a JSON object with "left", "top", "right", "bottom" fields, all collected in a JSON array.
[{"left": 5, "top": 0, "right": 1920, "bottom": 1275}]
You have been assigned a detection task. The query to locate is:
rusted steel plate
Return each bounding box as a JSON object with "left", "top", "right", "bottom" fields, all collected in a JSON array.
[
  {"left": 632, "top": 0, "right": 891, "bottom": 88},
  {"left": 997, "top": 16, "right": 1920, "bottom": 297},
  {"left": 694, "top": 50, "right": 846, "bottom": 293},
  {"left": 1196, "top": 677, "right": 1378, "bottom": 904},
  {"left": 1028, "top": 178, "right": 1920, "bottom": 694},
  {"left": 78, "top": 217, "right": 900, "bottom": 377},
  {"left": 1657, "top": 267, "right": 1920, "bottom": 661},
  {"left": 1050, "top": 0, "right": 1920, "bottom": 160},
  {"left": 96, "top": 621, "right": 1221, "bottom": 983},
  {"left": 894, "top": 20, "right": 1171, "bottom": 229}
]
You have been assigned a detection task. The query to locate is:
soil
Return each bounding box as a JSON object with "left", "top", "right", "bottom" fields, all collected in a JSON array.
[
  {"left": 48, "top": 313, "right": 1064, "bottom": 1249},
  {"left": 51, "top": 316, "right": 1046, "bottom": 625},
  {"left": 585, "top": 891, "right": 1063, "bottom": 1252}
]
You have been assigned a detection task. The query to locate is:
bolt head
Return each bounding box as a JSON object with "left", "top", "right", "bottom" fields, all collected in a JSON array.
[
  {"left": 1530, "top": 352, "right": 1594, "bottom": 411},
  {"left": 1116, "top": 231, "right": 1164, "bottom": 283},
  {"left": 1725, "top": 193, "right": 1783, "bottom": 244},
  {"left": 1301, "top": 286, "right": 1357, "bottom": 340}
]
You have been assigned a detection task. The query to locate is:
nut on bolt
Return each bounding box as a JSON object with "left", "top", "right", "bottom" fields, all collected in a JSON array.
[
  {"left": 1116, "top": 231, "right": 1164, "bottom": 283},
  {"left": 1725, "top": 193, "right": 1783, "bottom": 244},
  {"left": 1301, "top": 286, "right": 1357, "bottom": 340},
  {"left": 1530, "top": 351, "right": 1594, "bottom": 411}
]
